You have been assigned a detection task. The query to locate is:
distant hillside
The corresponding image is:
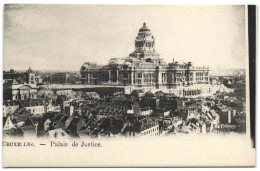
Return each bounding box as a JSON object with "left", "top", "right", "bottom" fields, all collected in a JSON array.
[{"left": 210, "top": 68, "right": 245, "bottom": 77}]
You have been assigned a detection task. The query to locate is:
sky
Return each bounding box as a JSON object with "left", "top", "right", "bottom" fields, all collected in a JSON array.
[{"left": 4, "top": 5, "right": 246, "bottom": 73}]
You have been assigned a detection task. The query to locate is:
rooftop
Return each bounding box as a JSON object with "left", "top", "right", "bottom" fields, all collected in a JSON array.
[{"left": 139, "top": 22, "right": 151, "bottom": 32}]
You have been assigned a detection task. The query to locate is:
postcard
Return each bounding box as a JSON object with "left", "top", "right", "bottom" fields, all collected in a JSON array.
[{"left": 2, "top": 4, "right": 256, "bottom": 167}]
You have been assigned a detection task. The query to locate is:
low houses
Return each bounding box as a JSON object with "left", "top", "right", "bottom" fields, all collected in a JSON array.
[
  {"left": 124, "top": 117, "right": 160, "bottom": 137},
  {"left": 44, "top": 119, "right": 52, "bottom": 132},
  {"left": 4, "top": 98, "right": 62, "bottom": 118},
  {"left": 84, "top": 92, "right": 100, "bottom": 99},
  {"left": 37, "top": 90, "right": 57, "bottom": 100},
  {"left": 46, "top": 103, "right": 61, "bottom": 113},
  {"left": 215, "top": 104, "right": 236, "bottom": 124},
  {"left": 3, "top": 115, "right": 19, "bottom": 137},
  {"left": 139, "top": 118, "right": 160, "bottom": 136},
  {"left": 25, "top": 105, "right": 45, "bottom": 116},
  {"left": 130, "top": 89, "right": 145, "bottom": 98},
  {"left": 3, "top": 101, "right": 19, "bottom": 117},
  {"left": 17, "top": 117, "right": 38, "bottom": 138},
  {"left": 57, "top": 95, "right": 69, "bottom": 109},
  {"left": 20, "top": 99, "right": 46, "bottom": 116},
  {"left": 12, "top": 108, "right": 31, "bottom": 123},
  {"left": 187, "top": 118, "right": 207, "bottom": 134},
  {"left": 163, "top": 111, "right": 170, "bottom": 117},
  {"left": 45, "top": 128, "right": 70, "bottom": 139},
  {"left": 56, "top": 90, "right": 77, "bottom": 100},
  {"left": 2, "top": 75, "right": 246, "bottom": 139},
  {"left": 140, "top": 107, "right": 153, "bottom": 116},
  {"left": 53, "top": 114, "right": 70, "bottom": 130},
  {"left": 131, "top": 102, "right": 152, "bottom": 116},
  {"left": 140, "top": 124, "right": 160, "bottom": 137},
  {"left": 158, "top": 93, "right": 182, "bottom": 111},
  {"left": 64, "top": 102, "right": 75, "bottom": 116},
  {"left": 3, "top": 115, "right": 16, "bottom": 131},
  {"left": 3, "top": 115, "right": 37, "bottom": 137}
]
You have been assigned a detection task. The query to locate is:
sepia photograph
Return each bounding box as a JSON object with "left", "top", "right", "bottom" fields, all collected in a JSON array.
[{"left": 2, "top": 3, "right": 256, "bottom": 167}]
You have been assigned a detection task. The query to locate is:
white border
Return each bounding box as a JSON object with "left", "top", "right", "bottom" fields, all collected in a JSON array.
[{"left": 0, "top": 0, "right": 259, "bottom": 5}]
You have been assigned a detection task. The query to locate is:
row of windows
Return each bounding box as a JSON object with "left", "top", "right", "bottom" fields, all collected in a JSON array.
[
  {"left": 175, "top": 72, "right": 186, "bottom": 77},
  {"left": 27, "top": 107, "right": 44, "bottom": 113},
  {"left": 196, "top": 72, "right": 208, "bottom": 76},
  {"left": 142, "top": 126, "right": 159, "bottom": 136},
  {"left": 143, "top": 73, "right": 156, "bottom": 82},
  {"left": 137, "top": 72, "right": 157, "bottom": 78},
  {"left": 135, "top": 42, "right": 154, "bottom": 48},
  {"left": 144, "top": 78, "right": 156, "bottom": 83},
  {"left": 138, "top": 33, "right": 151, "bottom": 37},
  {"left": 162, "top": 73, "right": 167, "bottom": 78},
  {"left": 196, "top": 77, "right": 204, "bottom": 81},
  {"left": 183, "top": 90, "right": 200, "bottom": 96},
  {"left": 143, "top": 73, "right": 155, "bottom": 78},
  {"left": 135, "top": 42, "right": 144, "bottom": 47},
  {"left": 82, "top": 72, "right": 208, "bottom": 84},
  {"left": 142, "top": 132, "right": 160, "bottom": 136},
  {"left": 176, "top": 65, "right": 188, "bottom": 69},
  {"left": 196, "top": 77, "right": 209, "bottom": 81}
]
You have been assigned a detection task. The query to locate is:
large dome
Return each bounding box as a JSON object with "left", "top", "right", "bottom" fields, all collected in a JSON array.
[{"left": 139, "top": 22, "right": 150, "bottom": 32}]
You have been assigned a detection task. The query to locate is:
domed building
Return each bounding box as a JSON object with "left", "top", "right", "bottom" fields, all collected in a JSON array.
[
  {"left": 80, "top": 23, "right": 210, "bottom": 97},
  {"left": 129, "top": 23, "right": 162, "bottom": 62}
]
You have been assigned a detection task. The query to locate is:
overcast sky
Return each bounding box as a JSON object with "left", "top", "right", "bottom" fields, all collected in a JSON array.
[{"left": 4, "top": 5, "right": 246, "bottom": 72}]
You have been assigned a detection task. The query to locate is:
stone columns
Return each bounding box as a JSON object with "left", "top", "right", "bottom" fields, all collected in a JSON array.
[
  {"left": 116, "top": 69, "right": 119, "bottom": 84},
  {"left": 108, "top": 70, "right": 111, "bottom": 83},
  {"left": 87, "top": 73, "right": 90, "bottom": 84},
  {"left": 156, "top": 67, "right": 161, "bottom": 89},
  {"left": 131, "top": 72, "right": 134, "bottom": 85},
  {"left": 158, "top": 72, "right": 162, "bottom": 86},
  {"left": 141, "top": 72, "right": 144, "bottom": 86}
]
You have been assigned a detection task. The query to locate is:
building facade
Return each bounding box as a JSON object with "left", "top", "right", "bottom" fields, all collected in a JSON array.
[
  {"left": 3, "top": 68, "right": 38, "bottom": 100},
  {"left": 80, "top": 23, "right": 209, "bottom": 94}
]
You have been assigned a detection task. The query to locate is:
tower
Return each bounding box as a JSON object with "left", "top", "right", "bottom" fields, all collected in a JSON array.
[
  {"left": 134, "top": 22, "right": 155, "bottom": 52},
  {"left": 27, "top": 67, "right": 36, "bottom": 86},
  {"left": 129, "top": 23, "right": 160, "bottom": 61}
]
